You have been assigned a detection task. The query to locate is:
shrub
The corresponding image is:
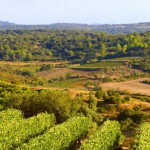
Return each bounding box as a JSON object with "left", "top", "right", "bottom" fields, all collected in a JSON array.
[
  {"left": 120, "top": 118, "right": 133, "bottom": 131},
  {"left": 118, "top": 108, "right": 148, "bottom": 123},
  {"left": 39, "top": 64, "right": 54, "bottom": 72},
  {"left": 102, "top": 76, "right": 113, "bottom": 82},
  {"left": 95, "top": 89, "right": 105, "bottom": 99}
]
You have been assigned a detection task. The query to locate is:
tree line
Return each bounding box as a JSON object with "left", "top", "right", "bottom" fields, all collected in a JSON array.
[{"left": 0, "top": 30, "right": 150, "bottom": 63}]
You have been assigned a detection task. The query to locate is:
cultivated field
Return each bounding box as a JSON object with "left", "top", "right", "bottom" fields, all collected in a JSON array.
[
  {"left": 102, "top": 78, "right": 150, "bottom": 96},
  {"left": 37, "top": 68, "right": 92, "bottom": 79}
]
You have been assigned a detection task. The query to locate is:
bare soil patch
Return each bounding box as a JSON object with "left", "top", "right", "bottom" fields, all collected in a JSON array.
[
  {"left": 37, "top": 68, "right": 93, "bottom": 79},
  {"left": 101, "top": 78, "right": 150, "bottom": 96}
]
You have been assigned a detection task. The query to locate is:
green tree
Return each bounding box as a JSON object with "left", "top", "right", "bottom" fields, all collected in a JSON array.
[
  {"left": 101, "top": 43, "right": 107, "bottom": 57},
  {"left": 26, "top": 52, "right": 32, "bottom": 61},
  {"left": 116, "top": 43, "right": 122, "bottom": 53},
  {"left": 122, "top": 45, "right": 127, "bottom": 53}
]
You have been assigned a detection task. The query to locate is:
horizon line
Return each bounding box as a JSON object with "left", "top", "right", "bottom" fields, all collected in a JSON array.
[{"left": 1, "top": 20, "right": 150, "bottom": 26}]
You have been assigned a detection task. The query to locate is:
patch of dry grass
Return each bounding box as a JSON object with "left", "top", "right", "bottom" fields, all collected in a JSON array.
[{"left": 102, "top": 78, "right": 150, "bottom": 96}]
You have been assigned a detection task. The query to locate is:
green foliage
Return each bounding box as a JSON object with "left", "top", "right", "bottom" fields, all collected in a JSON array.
[
  {"left": 79, "top": 120, "right": 124, "bottom": 150},
  {"left": 132, "top": 57, "right": 150, "bottom": 72},
  {"left": 10, "top": 90, "right": 72, "bottom": 123},
  {"left": 131, "top": 94, "right": 150, "bottom": 103},
  {"left": 39, "top": 64, "right": 54, "bottom": 72},
  {"left": 102, "top": 76, "right": 113, "bottom": 82},
  {"left": 118, "top": 108, "right": 149, "bottom": 123},
  {"left": 0, "top": 30, "right": 149, "bottom": 63},
  {"left": 0, "top": 82, "right": 103, "bottom": 124},
  {"left": 79, "top": 61, "right": 124, "bottom": 68},
  {"left": 16, "top": 70, "right": 33, "bottom": 77},
  {"left": 0, "top": 109, "right": 23, "bottom": 124},
  {"left": 85, "top": 81, "right": 99, "bottom": 90},
  {"left": 48, "top": 78, "right": 85, "bottom": 88},
  {"left": 95, "top": 89, "right": 106, "bottom": 99},
  {"left": 116, "top": 43, "right": 123, "bottom": 53},
  {"left": 120, "top": 118, "right": 133, "bottom": 131},
  {"left": 0, "top": 65, "right": 46, "bottom": 86},
  {"left": 0, "top": 111, "right": 56, "bottom": 149},
  {"left": 133, "top": 122, "right": 150, "bottom": 150},
  {"left": 19, "top": 116, "right": 91, "bottom": 150},
  {"left": 0, "top": 82, "right": 30, "bottom": 109},
  {"left": 100, "top": 43, "right": 107, "bottom": 57},
  {"left": 104, "top": 89, "right": 130, "bottom": 104},
  {"left": 71, "top": 95, "right": 103, "bottom": 124}
]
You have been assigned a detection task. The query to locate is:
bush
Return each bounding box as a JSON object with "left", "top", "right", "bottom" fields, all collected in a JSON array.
[
  {"left": 9, "top": 90, "right": 72, "bottom": 123},
  {"left": 39, "top": 64, "right": 54, "bottom": 72},
  {"left": 118, "top": 108, "right": 148, "bottom": 123},
  {"left": 104, "top": 90, "right": 122, "bottom": 104},
  {"left": 102, "top": 76, "right": 113, "bottom": 82},
  {"left": 104, "top": 90, "right": 130, "bottom": 104},
  {"left": 95, "top": 89, "right": 105, "bottom": 99},
  {"left": 120, "top": 118, "right": 133, "bottom": 131}
]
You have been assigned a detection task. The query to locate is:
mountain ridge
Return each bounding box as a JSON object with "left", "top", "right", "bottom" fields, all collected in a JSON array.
[{"left": 1, "top": 21, "right": 150, "bottom": 34}]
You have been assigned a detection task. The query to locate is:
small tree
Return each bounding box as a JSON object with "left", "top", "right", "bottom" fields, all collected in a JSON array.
[
  {"left": 116, "top": 43, "right": 122, "bottom": 53},
  {"left": 100, "top": 43, "right": 107, "bottom": 57}
]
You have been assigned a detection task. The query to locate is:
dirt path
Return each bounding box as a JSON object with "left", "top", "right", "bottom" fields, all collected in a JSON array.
[{"left": 102, "top": 78, "right": 150, "bottom": 96}]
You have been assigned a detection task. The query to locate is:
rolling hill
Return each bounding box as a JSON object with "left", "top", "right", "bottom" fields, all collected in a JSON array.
[{"left": 1, "top": 21, "right": 150, "bottom": 34}]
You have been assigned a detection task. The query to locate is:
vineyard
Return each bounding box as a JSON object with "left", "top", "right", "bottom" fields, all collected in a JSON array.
[
  {"left": 0, "top": 109, "right": 149, "bottom": 150},
  {"left": 133, "top": 123, "right": 150, "bottom": 150},
  {"left": 0, "top": 20, "right": 150, "bottom": 150}
]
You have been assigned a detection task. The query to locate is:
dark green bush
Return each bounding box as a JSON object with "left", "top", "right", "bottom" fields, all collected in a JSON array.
[
  {"left": 118, "top": 108, "right": 148, "bottom": 123},
  {"left": 39, "top": 64, "right": 54, "bottom": 72},
  {"left": 120, "top": 118, "right": 133, "bottom": 131},
  {"left": 104, "top": 90, "right": 130, "bottom": 104}
]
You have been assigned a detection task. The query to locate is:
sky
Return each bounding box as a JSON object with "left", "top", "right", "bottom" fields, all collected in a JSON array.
[{"left": 0, "top": 0, "right": 150, "bottom": 25}]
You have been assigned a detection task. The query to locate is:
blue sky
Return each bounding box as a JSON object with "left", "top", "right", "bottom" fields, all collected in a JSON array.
[{"left": 0, "top": 0, "right": 150, "bottom": 24}]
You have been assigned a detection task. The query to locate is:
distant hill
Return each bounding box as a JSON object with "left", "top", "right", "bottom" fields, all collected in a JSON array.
[{"left": 1, "top": 21, "right": 150, "bottom": 34}]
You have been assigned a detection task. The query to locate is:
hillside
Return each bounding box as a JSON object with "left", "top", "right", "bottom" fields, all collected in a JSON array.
[
  {"left": 1, "top": 21, "right": 150, "bottom": 34},
  {"left": 0, "top": 30, "right": 150, "bottom": 64},
  {"left": 0, "top": 26, "right": 150, "bottom": 149}
]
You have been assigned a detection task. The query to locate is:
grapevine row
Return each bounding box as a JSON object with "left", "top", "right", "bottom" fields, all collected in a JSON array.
[
  {"left": 18, "top": 116, "right": 91, "bottom": 150},
  {"left": 0, "top": 109, "right": 23, "bottom": 124},
  {"left": 79, "top": 120, "right": 123, "bottom": 150},
  {"left": 133, "top": 122, "right": 150, "bottom": 150},
  {"left": 0, "top": 112, "right": 56, "bottom": 149}
]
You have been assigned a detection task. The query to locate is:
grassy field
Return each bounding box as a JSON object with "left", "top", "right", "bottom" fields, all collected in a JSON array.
[
  {"left": 48, "top": 78, "right": 87, "bottom": 89},
  {"left": 76, "top": 61, "right": 125, "bottom": 68},
  {"left": 104, "top": 57, "right": 143, "bottom": 61}
]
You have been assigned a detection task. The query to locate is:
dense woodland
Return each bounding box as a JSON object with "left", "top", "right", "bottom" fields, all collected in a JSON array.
[{"left": 0, "top": 30, "right": 150, "bottom": 63}]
